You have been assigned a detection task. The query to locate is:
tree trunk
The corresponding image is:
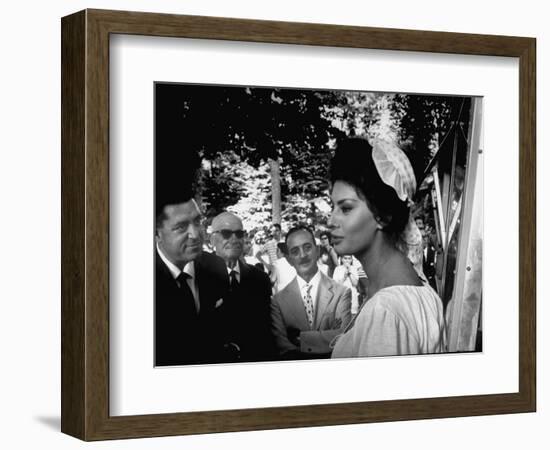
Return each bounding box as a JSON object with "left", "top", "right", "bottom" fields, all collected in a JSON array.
[{"left": 269, "top": 157, "right": 281, "bottom": 224}]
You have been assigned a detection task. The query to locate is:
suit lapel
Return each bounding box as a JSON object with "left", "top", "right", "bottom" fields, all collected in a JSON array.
[
  {"left": 155, "top": 251, "right": 198, "bottom": 318},
  {"left": 156, "top": 251, "right": 176, "bottom": 287},
  {"left": 286, "top": 278, "right": 311, "bottom": 329},
  {"left": 195, "top": 252, "right": 228, "bottom": 315},
  {"left": 314, "top": 273, "right": 334, "bottom": 329}
]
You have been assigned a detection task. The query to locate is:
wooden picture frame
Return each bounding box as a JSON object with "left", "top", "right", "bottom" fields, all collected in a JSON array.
[{"left": 61, "top": 9, "right": 536, "bottom": 441}]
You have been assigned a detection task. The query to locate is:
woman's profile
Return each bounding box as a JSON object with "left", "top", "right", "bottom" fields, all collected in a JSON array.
[{"left": 328, "top": 138, "right": 446, "bottom": 358}]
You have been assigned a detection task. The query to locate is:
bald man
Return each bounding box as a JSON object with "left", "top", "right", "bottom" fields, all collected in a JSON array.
[{"left": 210, "top": 212, "right": 275, "bottom": 362}]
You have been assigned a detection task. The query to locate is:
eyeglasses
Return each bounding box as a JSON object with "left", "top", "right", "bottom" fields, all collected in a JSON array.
[{"left": 213, "top": 229, "right": 245, "bottom": 239}]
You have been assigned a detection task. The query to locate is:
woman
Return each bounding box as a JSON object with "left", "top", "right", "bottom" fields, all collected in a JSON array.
[
  {"left": 318, "top": 231, "right": 339, "bottom": 277},
  {"left": 328, "top": 138, "right": 446, "bottom": 358}
]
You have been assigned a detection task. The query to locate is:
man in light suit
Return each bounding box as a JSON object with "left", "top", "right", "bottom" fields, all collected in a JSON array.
[
  {"left": 271, "top": 225, "right": 352, "bottom": 359},
  {"left": 209, "top": 212, "right": 275, "bottom": 362}
]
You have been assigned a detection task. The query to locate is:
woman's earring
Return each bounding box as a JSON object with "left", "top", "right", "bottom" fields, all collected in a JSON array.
[{"left": 375, "top": 217, "right": 384, "bottom": 230}]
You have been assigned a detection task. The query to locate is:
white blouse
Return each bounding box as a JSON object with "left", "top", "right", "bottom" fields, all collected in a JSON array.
[{"left": 331, "top": 285, "right": 446, "bottom": 358}]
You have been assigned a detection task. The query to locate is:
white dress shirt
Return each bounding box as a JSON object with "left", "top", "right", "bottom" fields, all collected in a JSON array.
[{"left": 226, "top": 261, "right": 241, "bottom": 283}]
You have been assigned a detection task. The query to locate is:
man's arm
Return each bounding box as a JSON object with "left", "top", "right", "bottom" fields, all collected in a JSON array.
[
  {"left": 254, "top": 247, "right": 264, "bottom": 260},
  {"left": 328, "top": 246, "right": 339, "bottom": 267},
  {"left": 254, "top": 244, "right": 274, "bottom": 275},
  {"left": 348, "top": 267, "right": 359, "bottom": 287},
  {"left": 332, "top": 266, "right": 345, "bottom": 284},
  {"left": 299, "top": 287, "right": 352, "bottom": 354}
]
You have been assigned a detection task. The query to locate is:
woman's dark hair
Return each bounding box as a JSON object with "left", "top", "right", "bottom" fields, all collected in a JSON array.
[{"left": 330, "top": 138, "right": 410, "bottom": 237}]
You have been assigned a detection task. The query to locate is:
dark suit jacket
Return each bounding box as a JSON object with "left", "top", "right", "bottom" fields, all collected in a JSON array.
[
  {"left": 222, "top": 261, "right": 275, "bottom": 362},
  {"left": 155, "top": 250, "right": 231, "bottom": 366}
]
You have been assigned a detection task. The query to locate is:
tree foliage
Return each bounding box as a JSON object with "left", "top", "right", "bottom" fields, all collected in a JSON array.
[
  {"left": 159, "top": 83, "right": 344, "bottom": 226},
  {"left": 156, "top": 83, "right": 470, "bottom": 231},
  {"left": 390, "top": 94, "right": 469, "bottom": 183}
]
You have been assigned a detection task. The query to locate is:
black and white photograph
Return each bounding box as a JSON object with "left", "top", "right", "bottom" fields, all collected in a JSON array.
[
  {"left": 1, "top": 0, "right": 544, "bottom": 444},
  {"left": 154, "top": 82, "right": 483, "bottom": 367}
]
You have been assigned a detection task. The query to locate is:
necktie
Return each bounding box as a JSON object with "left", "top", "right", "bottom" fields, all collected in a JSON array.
[
  {"left": 176, "top": 272, "right": 197, "bottom": 315},
  {"left": 303, "top": 284, "right": 314, "bottom": 327},
  {"left": 229, "top": 270, "right": 239, "bottom": 291}
]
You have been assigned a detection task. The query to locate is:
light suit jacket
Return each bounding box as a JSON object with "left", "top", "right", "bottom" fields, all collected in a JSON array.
[{"left": 271, "top": 272, "right": 352, "bottom": 356}]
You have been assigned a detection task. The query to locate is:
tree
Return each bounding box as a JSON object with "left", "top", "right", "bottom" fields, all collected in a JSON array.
[
  {"left": 225, "top": 161, "right": 273, "bottom": 231},
  {"left": 157, "top": 84, "right": 469, "bottom": 230},
  {"left": 156, "top": 83, "right": 344, "bottom": 225},
  {"left": 390, "top": 94, "right": 469, "bottom": 184}
]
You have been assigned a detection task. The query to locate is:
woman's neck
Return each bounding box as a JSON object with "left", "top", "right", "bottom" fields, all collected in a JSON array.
[{"left": 356, "top": 232, "right": 420, "bottom": 297}]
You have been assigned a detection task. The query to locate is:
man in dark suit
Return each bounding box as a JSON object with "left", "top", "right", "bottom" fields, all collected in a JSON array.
[
  {"left": 271, "top": 225, "right": 352, "bottom": 360},
  {"left": 155, "top": 187, "right": 237, "bottom": 366},
  {"left": 209, "top": 212, "right": 275, "bottom": 362}
]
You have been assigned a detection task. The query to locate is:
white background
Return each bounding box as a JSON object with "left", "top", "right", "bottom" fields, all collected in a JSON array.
[{"left": 0, "top": 1, "right": 545, "bottom": 449}]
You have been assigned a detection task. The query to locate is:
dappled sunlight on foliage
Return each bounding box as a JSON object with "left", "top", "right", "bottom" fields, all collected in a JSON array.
[{"left": 156, "top": 83, "right": 468, "bottom": 232}]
